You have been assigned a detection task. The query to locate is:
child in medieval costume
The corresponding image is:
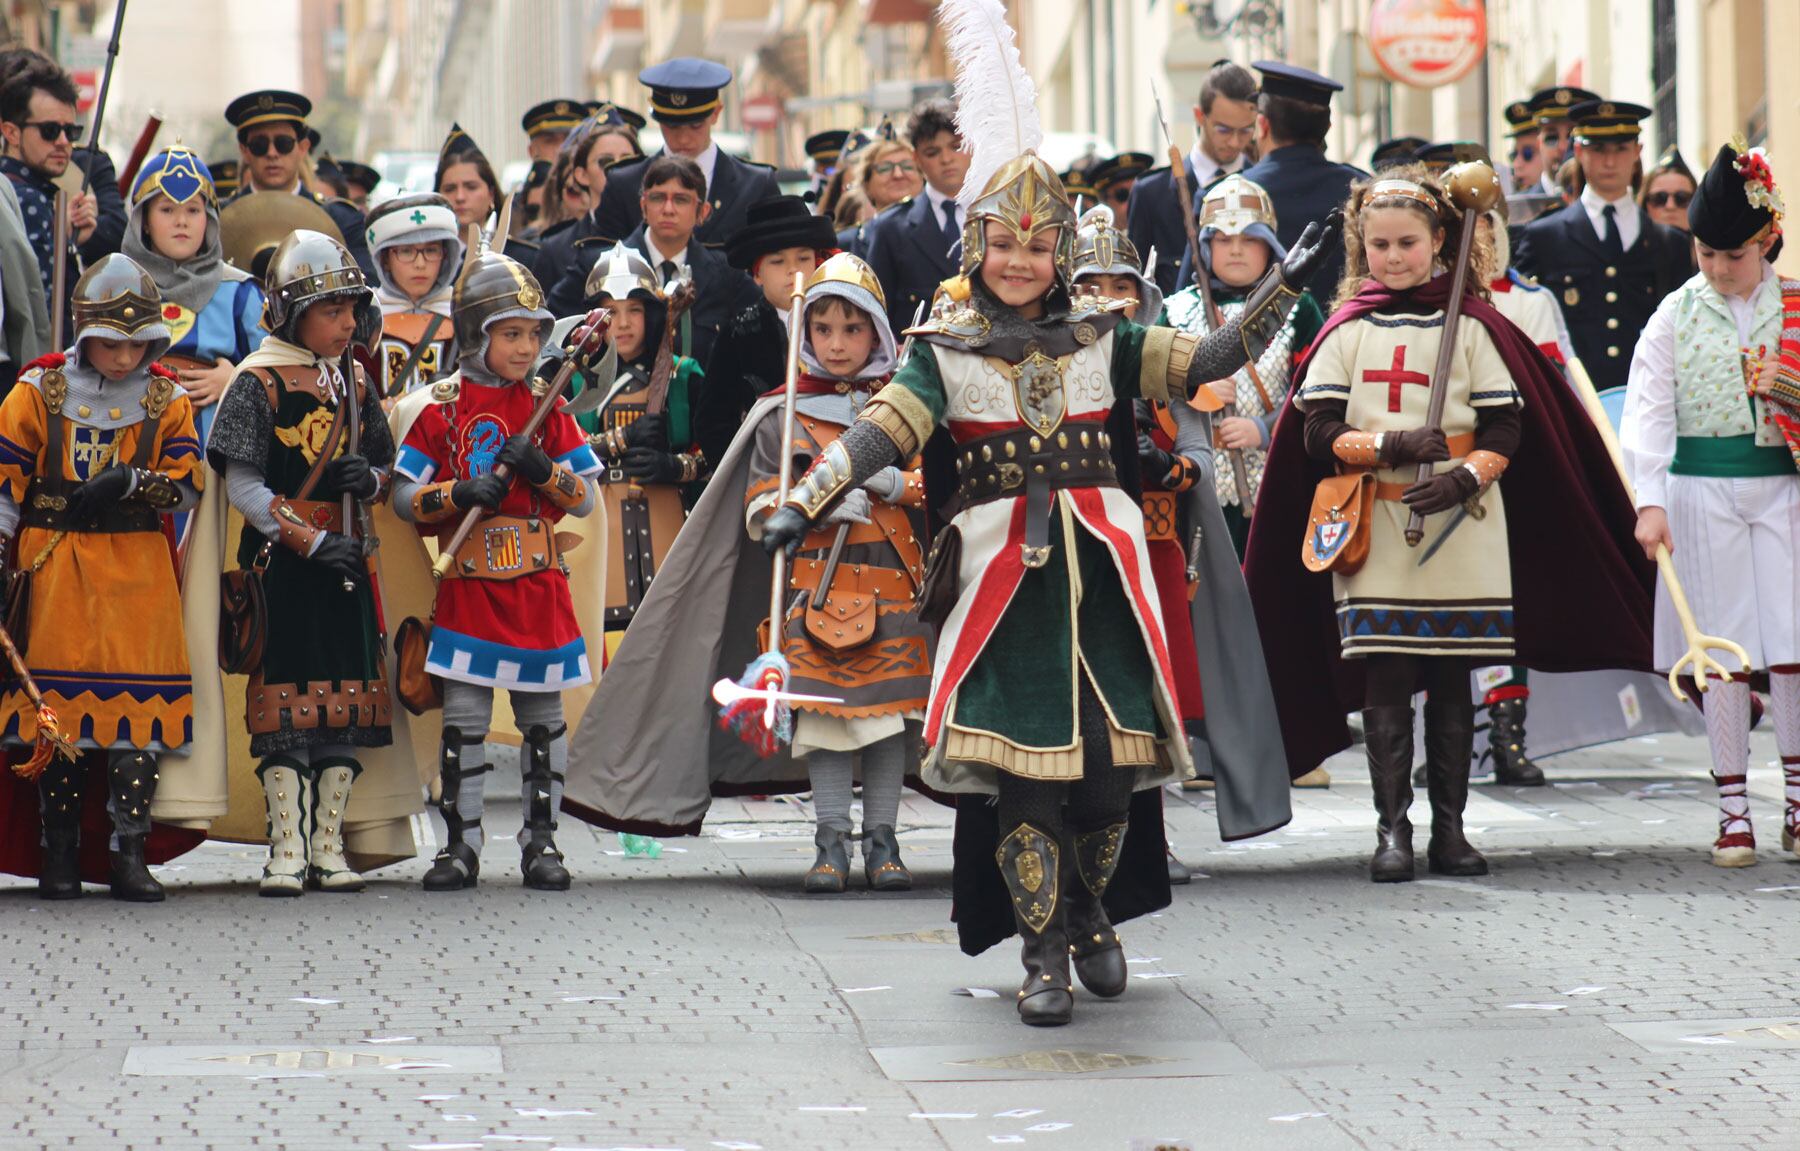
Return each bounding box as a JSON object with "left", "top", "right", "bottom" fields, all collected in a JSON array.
[
  {"left": 122, "top": 146, "right": 265, "bottom": 445},
  {"left": 390, "top": 248, "right": 601, "bottom": 891},
  {"left": 1244, "top": 166, "right": 1654, "bottom": 884},
  {"left": 366, "top": 193, "right": 462, "bottom": 399},
  {"left": 758, "top": 0, "right": 1338, "bottom": 1026},
  {"left": 0, "top": 255, "right": 202, "bottom": 900},
  {"left": 577, "top": 242, "right": 704, "bottom": 642},
  {"left": 742, "top": 252, "right": 932, "bottom": 893},
  {"left": 207, "top": 229, "right": 397, "bottom": 896},
  {"left": 1068, "top": 207, "right": 1293, "bottom": 885},
  {"left": 1622, "top": 142, "right": 1798, "bottom": 866},
  {"left": 1479, "top": 203, "right": 1573, "bottom": 372},
  {"left": 1165, "top": 175, "right": 1326, "bottom": 562},
  {"left": 697, "top": 194, "right": 837, "bottom": 468}
]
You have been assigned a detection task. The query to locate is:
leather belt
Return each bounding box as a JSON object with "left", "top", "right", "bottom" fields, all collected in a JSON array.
[
  {"left": 788, "top": 560, "right": 914, "bottom": 602},
  {"left": 954, "top": 425, "right": 1118, "bottom": 568},
  {"left": 21, "top": 476, "right": 158, "bottom": 533},
  {"left": 439, "top": 514, "right": 561, "bottom": 581},
  {"left": 248, "top": 677, "right": 392, "bottom": 735},
  {"left": 1373, "top": 432, "right": 1477, "bottom": 501}
]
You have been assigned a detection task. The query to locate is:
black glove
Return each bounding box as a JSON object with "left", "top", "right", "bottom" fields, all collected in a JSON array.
[
  {"left": 1136, "top": 432, "right": 1176, "bottom": 486},
  {"left": 1383, "top": 427, "right": 1450, "bottom": 466},
  {"left": 310, "top": 532, "right": 364, "bottom": 583},
  {"left": 1279, "top": 208, "right": 1346, "bottom": 289},
  {"left": 496, "top": 434, "right": 554, "bottom": 485},
  {"left": 1401, "top": 468, "right": 1478, "bottom": 515},
  {"left": 621, "top": 445, "right": 683, "bottom": 484},
  {"left": 64, "top": 465, "right": 133, "bottom": 523},
  {"left": 322, "top": 453, "right": 380, "bottom": 500},
  {"left": 761, "top": 505, "right": 810, "bottom": 557},
  {"left": 451, "top": 473, "right": 508, "bottom": 511},
  {"left": 622, "top": 413, "right": 668, "bottom": 451}
]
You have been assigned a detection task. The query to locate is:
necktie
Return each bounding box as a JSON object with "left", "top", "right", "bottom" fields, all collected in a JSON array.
[
  {"left": 660, "top": 259, "right": 678, "bottom": 285},
  {"left": 940, "top": 200, "right": 960, "bottom": 251},
  {"left": 1601, "top": 204, "right": 1624, "bottom": 257}
]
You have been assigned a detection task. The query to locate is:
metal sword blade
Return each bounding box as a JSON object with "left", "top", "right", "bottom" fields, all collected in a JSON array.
[{"left": 1416, "top": 503, "right": 1472, "bottom": 567}]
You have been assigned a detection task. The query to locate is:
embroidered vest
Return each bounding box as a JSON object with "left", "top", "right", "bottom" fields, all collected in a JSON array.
[{"left": 1671, "top": 276, "right": 1785, "bottom": 444}]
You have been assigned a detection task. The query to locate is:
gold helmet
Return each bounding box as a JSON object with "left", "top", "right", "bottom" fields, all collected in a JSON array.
[
  {"left": 959, "top": 152, "right": 1078, "bottom": 290},
  {"left": 804, "top": 251, "right": 887, "bottom": 311},
  {"left": 1198, "top": 174, "right": 1278, "bottom": 237}
]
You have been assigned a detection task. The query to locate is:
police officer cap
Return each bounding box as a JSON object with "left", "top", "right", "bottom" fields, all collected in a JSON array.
[
  {"left": 1503, "top": 100, "right": 1536, "bottom": 137},
  {"left": 1251, "top": 61, "right": 1343, "bottom": 107},
  {"left": 1414, "top": 141, "right": 1491, "bottom": 174},
  {"left": 806, "top": 129, "right": 851, "bottom": 164},
  {"left": 1089, "top": 152, "right": 1154, "bottom": 191},
  {"left": 1371, "top": 136, "right": 1428, "bottom": 170},
  {"left": 1568, "top": 99, "right": 1651, "bottom": 142},
  {"left": 1527, "top": 86, "right": 1601, "bottom": 124},
  {"left": 522, "top": 99, "right": 587, "bottom": 138},
  {"left": 639, "top": 58, "right": 733, "bottom": 125},
  {"left": 339, "top": 161, "right": 380, "bottom": 195},
  {"left": 225, "top": 89, "right": 311, "bottom": 132}
]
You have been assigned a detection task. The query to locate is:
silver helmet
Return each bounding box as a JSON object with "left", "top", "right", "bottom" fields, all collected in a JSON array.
[
  {"left": 261, "top": 229, "right": 379, "bottom": 349},
  {"left": 71, "top": 253, "right": 172, "bottom": 363},
  {"left": 452, "top": 248, "right": 553, "bottom": 366},
  {"left": 583, "top": 241, "right": 662, "bottom": 305}
]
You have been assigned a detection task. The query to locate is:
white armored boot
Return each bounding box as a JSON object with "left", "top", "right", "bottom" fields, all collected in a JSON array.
[
  {"left": 307, "top": 760, "right": 366, "bottom": 892},
  {"left": 258, "top": 760, "right": 310, "bottom": 896}
]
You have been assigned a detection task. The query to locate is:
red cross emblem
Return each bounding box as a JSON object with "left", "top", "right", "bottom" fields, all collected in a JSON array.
[{"left": 1364, "top": 347, "right": 1430, "bottom": 412}]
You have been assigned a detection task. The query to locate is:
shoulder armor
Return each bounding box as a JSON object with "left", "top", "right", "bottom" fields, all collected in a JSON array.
[{"left": 430, "top": 377, "right": 461, "bottom": 403}]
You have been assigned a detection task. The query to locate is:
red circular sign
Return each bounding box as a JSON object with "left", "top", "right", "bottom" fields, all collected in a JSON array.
[{"left": 1369, "top": 0, "right": 1488, "bottom": 89}]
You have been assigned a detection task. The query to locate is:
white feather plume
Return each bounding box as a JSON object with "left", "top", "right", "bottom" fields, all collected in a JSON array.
[{"left": 939, "top": 0, "right": 1043, "bottom": 211}]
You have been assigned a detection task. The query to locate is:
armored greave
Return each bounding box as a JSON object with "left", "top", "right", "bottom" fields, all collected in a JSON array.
[
  {"left": 106, "top": 750, "right": 164, "bottom": 902},
  {"left": 1062, "top": 684, "right": 1134, "bottom": 998},
  {"left": 307, "top": 749, "right": 365, "bottom": 892},
  {"left": 519, "top": 720, "right": 572, "bottom": 891},
  {"left": 257, "top": 756, "right": 311, "bottom": 897},
  {"left": 423, "top": 724, "right": 488, "bottom": 891},
  {"left": 36, "top": 756, "right": 84, "bottom": 900},
  {"left": 994, "top": 819, "right": 1072, "bottom": 1027}
]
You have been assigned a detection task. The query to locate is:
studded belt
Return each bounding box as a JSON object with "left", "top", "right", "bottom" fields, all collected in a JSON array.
[
  {"left": 438, "top": 514, "right": 562, "bottom": 581},
  {"left": 953, "top": 425, "right": 1119, "bottom": 568}
]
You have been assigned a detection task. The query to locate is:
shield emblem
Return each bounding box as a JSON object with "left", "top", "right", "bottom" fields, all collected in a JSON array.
[
  {"left": 1313, "top": 520, "right": 1349, "bottom": 562},
  {"left": 69, "top": 426, "right": 116, "bottom": 480},
  {"left": 1011, "top": 349, "right": 1066, "bottom": 436}
]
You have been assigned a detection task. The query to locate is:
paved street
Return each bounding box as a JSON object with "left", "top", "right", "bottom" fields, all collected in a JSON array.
[{"left": 4, "top": 726, "right": 1800, "bottom": 1150}]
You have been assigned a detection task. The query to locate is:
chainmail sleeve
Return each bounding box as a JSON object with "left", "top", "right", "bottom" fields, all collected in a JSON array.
[
  {"left": 1179, "top": 266, "right": 1306, "bottom": 396},
  {"left": 205, "top": 371, "right": 274, "bottom": 476}
]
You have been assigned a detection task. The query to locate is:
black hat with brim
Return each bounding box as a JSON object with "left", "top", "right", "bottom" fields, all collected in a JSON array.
[
  {"left": 1371, "top": 136, "right": 1428, "bottom": 170},
  {"left": 1251, "top": 61, "right": 1343, "bottom": 107},
  {"left": 226, "top": 89, "right": 311, "bottom": 132},
  {"left": 1414, "top": 141, "right": 1491, "bottom": 173},
  {"left": 340, "top": 161, "right": 379, "bottom": 194},
  {"left": 640, "top": 58, "right": 732, "bottom": 125},
  {"left": 1689, "top": 143, "right": 1783, "bottom": 259},
  {"left": 1090, "top": 152, "right": 1154, "bottom": 190},
  {"left": 725, "top": 194, "right": 837, "bottom": 269},
  {"left": 1503, "top": 100, "right": 1536, "bottom": 137},
  {"left": 1569, "top": 99, "right": 1651, "bottom": 142},
  {"left": 523, "top": 99, "right": 587, "bottom": 137}
]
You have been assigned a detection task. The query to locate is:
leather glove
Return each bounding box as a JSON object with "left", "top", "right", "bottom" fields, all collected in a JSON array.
[
  {"left": 824, "top": 488, "right": 872, "bottom": 525},
  {"left": 64, "top": 465, "right": 133, "bottom": 523},
  {"left": 451, "top": 473, "right": 508, "bottom": 511},
  {"left": 321, "top": 453, "right": 379, "bottom": 500},
  {"left": 310, "top": 532, "right": 364, "bottom": 583},
  {"left": 760, "top": 505, "right": 810, "bottom": 557},
  {"left": 1278, "top": 208, "right": 1345, "bottom": 289},
  {"left": 621, "top": 445, "right": 683, "bottom": 484},
  {"left": 622, "top": 413, "right": 668, "bottom": 451},
  {"left": 1383, "top": 427, "right": 1450, "bottom": 466},
  {"left": 1137, "top": 432, "right": 1177, "bottom": 485},
  {"left": 1401, "top": 468, "right": 1478, "bottom": 515},
  {"left": 496, "top": 434, "right": 554, "bottom": 485}
]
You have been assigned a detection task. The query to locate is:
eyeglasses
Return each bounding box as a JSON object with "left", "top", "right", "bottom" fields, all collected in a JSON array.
[
  {"left": 644, "top": 191, "right": 698, "bottom": 209},
  {"left": 389, "top": 243, "right": 444, "bottom": 264},
  {"left": 872, "top": 161, "right": 918, "bottom": 177},
  {"left": 244, "top": 133, "right": 298, "bottom": 157},
  {"left": 1647, "top": 189, "right": 1693, "bottom": 209},
  {"left": 19, "top": 120, "right": 83, "bottom": 143},
  {"left": 1208, "top": 122, "right": 1257, "bottom": 140}
]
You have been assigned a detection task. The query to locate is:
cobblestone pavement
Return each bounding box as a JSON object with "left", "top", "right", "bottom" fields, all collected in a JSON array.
[{"left": 4, "top": 726, "right": 1800, "bottom": 1150}]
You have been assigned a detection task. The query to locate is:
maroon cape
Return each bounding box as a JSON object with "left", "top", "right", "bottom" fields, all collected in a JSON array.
[{"left": 1243, "top": 275, "right": 1655, "bottom": 779}]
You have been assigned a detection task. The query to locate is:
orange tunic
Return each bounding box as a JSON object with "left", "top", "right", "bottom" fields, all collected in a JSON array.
[{"left": 0, "top": 363, "right": 201, "bottom": 749}]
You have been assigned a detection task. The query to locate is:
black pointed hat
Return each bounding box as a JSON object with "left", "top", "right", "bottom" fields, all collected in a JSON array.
[{"left": 1689, "top": 142, "right": 1784, "bottom": 259}]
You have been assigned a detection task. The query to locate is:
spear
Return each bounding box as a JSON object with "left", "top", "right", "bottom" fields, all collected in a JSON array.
[
  {"left": 0, "top": 617, "right": 76, "bottom": 780},
  {"left": 79, "top": 0, "right": 128, "bottom": 196}
]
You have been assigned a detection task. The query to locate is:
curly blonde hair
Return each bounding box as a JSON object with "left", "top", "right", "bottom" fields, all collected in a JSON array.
[{"left": 1331, "top": 162, "right": 1496, "bottom": 311}]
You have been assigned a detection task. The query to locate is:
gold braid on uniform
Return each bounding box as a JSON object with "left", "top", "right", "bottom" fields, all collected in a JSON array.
[
  {"left": 410, "top": 480, "right": 460, "bottom": 523},
  {"left": 1461, "top": 449, "right": 1508, "bottom": 490},
  {"left": 1332, "top": 431, "right": 1383, "bottom": 467}
]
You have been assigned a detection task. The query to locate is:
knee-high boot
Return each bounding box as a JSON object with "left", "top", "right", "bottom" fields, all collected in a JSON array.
[
  {"left": 307, "top": 758, "right": 366, "bottom": 892},
  {"left": 1363, "top": 705, "right": 1416, "bottom": 883},
  {"left": 520, "top": 723, "right": 571, "bottom": 891},
  {"left": 1424, "top": 699, "right": 1488, "bottom": 876},
  {"left": 996, "top": 822, "right": 1073, "bottom": 1027},
  {"left": 37, "top": 758, "right": 84, "bottom": 900},
  {"left": 257, "top": 758, "right": 310, "bottom": 897},
  {"left": 108, "top": 751, "right": 164, "bottom": 902},
  {"left": 1064, "top": 821, "right": 1129, "bottom": 998}
]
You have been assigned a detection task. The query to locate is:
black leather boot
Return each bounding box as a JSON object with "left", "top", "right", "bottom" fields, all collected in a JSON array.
[
  {"left": 1484, "top": 697, "right": 1546, "bottom": 786},
  {"left": 1065, "top": 821, "right": 1129, "bottom": 998},
  {"left": 861, "top": 824, "right": 912, "bottom": 891},
  {"left": 1363, "top": 705, "right": 1416, "bottom": 883},
  {"left": 37, "top": 761, "right": 83, "bottom": 900},
  {"left": 519, "top": 724, "right": 571, "bottom": 891},
  {"left": 997, "top": 822, "right": 1073, "bottom": 1026},
  {"left": 1425, "top": 699, "right": 1489, "bottom": 876},
  {"left": 423, "top": 726, "right": 482, "bottom": 892},
  {"left": 805, "top": 825, "right": 850, "bottom": 893},
  {"left": 108, "top": 752, "right": 164, "bottom": 902}
]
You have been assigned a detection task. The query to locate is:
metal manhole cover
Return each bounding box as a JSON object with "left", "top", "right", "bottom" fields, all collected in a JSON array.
[
  {"left": 855, "top": 928, "right": 959, "bottom": 944},
  {"left": 952, "top": 1049, "right": 1178, "bottom": 1074},
  {"left": 1607, "top": 1017, "right": 1800, "bottom": 1052},
  {"left": 121, "top": 1045, "right": 502, "bottom": 1077}
]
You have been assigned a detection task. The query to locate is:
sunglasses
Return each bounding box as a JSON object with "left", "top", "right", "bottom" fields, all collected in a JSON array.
[
  {"left": 871, "top": 161, "right": 918, "bottom": 177},
  {"left": 1510, "top": 144, "right": 1537, "bottom": 162},
  {"left": 20, "top": 120, "right": 83, "bottom": 143},
  {"left": 1105, "top": 188, "right": 1130, "bottom": 204},
  {"left": 1647, "top": 189, "right": 1693, "bottom": 209},
  {"left": 244, "top": 133, "right": 298, "bottom": 157}
]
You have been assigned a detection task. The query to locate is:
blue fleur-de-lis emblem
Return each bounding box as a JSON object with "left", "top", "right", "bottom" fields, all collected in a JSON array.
[{"left": 69, "top": 425, "right": 116, "bottom": 480}]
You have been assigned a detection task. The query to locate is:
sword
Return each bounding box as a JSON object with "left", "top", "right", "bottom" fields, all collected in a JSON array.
[
  {"left": 383, "top": 312, "right": 445, "bottom": 400},
  {"left": 1415, "top": 497, "right": 1485, "bottom": 567}
]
